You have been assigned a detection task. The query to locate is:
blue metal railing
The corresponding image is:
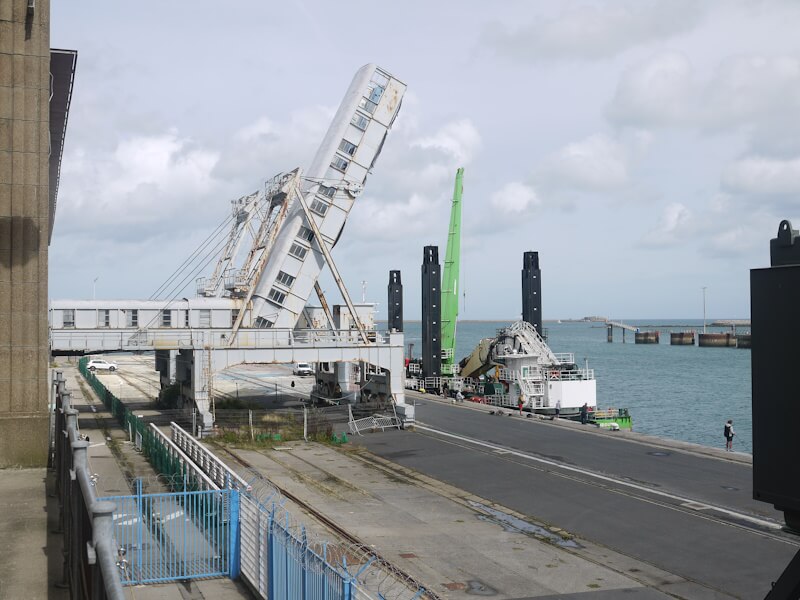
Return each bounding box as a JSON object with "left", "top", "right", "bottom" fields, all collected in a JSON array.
[
  {"left": 241, "top": 496, "right": 349, "bottom": 600},
  {"left": 107, "top": 480, "right": 237, "bottom": 585}
]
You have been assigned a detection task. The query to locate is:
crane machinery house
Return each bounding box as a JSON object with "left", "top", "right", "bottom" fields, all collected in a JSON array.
[{"left": 50, "top": 65, "right": 410, "bottom": 429}]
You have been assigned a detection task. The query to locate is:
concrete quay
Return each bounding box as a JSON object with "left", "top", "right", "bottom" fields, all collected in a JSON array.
[{"left": 26, "top": 356, "right": 797, "bottom": 599}]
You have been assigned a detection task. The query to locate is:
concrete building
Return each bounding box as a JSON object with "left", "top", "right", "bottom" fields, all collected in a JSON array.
[{"left": 0, "top": 0, "right": 76, "bottom": 466}]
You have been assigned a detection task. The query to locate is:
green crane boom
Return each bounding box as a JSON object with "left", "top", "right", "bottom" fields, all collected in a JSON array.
[{"left": 441, "top": 167, "right": 463, "bottom": 375}]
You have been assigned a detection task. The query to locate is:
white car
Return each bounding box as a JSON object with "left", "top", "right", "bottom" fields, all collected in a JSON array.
[{"left": 87, "top": 358, "right": 118, "bottom": 372}]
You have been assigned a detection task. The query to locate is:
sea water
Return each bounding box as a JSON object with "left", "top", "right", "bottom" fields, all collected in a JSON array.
[{"left": 387, "top": 319, "right": 752, "bottom": 454}]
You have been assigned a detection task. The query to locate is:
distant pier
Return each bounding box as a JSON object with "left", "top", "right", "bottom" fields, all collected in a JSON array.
[{"left": 604, "top": 319, "right": 750, "bottom": 348}]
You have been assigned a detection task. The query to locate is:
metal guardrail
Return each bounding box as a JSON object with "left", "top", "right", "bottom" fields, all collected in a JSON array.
[
  {"left": 171, "top": 423, "right": 251, "bottom": 491},
  {"left": 52, "top": 327, "right": 394, "bottom": 352},
  {"left": 52, "top": 370, "right": 126, "bottom": 600},
  {"left": 347, "top": 405, "right": 402, "bottom": 436}
]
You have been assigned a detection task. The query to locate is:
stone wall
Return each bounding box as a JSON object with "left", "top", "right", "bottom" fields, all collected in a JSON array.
[{"left": 0, "top": 0, "right": 51, "bottom": 466}]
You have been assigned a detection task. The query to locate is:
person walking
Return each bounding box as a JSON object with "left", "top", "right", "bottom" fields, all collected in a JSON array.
[
  {"left": 580, "top": 403, "right": 588, "bottom": 424},
  {"left": 555, "top": 399, "right": 561, "bottom": 419},
  {"left": 724, "top": 419, "right": 735, "bottom": 451},
  {"left": 518, "top": 395, "right": 524, "bottom": 415}
]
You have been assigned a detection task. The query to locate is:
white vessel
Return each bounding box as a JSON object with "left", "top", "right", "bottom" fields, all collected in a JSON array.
[{"left": 459, "top": 320, "right": 596, "bottom": 413}]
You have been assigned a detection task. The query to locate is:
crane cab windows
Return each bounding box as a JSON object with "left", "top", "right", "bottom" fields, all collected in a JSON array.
[
  {"left": 276, "top": 271, "right": 295, "bottom": 287},
  {"left": 161, "top": 310, "right": 171, "bottom": 327},
  {"left": 99, "top": 309, "right": 110, "bottom": 327},
  {"left": 370, "top": 70, "right": 389, "bottom": 88},
  {"left": 63, "top": 309, "right": 75, "bottom": 328},
  {"left": 338, "top": 140, "right": 357, "bottom": 157},
  {"left": 366, "top": 81, "right": 384, "bottom": 104},
  {"left": 309, "top": 199, "right": 329, "bottom": 217},
  {"left": 267, "top": 288, "right": 287, "bottom": 305},
  {"left": 358, "top": 97, "right": 377, "bottom": 114},
  {"left": 289, "top": 242, "right": 308, "bottom": 260},
  {"left": 351, "top": 114, "right": 369, "bottom": 131},
  {"left": 254, "top": 316, "right": 273, "bottom": 329},
  {"left": 318, "top": 185, "right": 336, "bottom": 199},
  {"left": 297, "top": 226, "right": 314, "bottom": 243},
  {"left": 127, "top": 309, "right": 138, "bottom": 327},
  {"left": 331, "top": 155, "right": 349, "bottom": 173}
]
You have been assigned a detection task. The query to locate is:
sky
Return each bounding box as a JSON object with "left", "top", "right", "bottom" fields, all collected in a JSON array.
[{"left": 49, "top": 1, "right": 800, "bottom": 321}]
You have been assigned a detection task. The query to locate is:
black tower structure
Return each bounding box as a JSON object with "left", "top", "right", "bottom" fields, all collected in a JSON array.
[
  {"left": 751, "top": 220, "right": 800, "bottom": 595},
  {"left": 522, "top": 251, "right": 542, "bottom": 336},
  {"left": 421, "top": 246, "right": 441, "bottom": 378},
  {"left": 388, "top": 270, "right": 403, "bottom": 332}
]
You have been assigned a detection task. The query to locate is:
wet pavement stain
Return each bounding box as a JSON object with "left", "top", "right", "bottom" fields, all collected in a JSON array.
[
  {"left": 469, "top": 500, "right": 582, "bottom": 549},
  {"left": 465, "top": 580, "right": 498, "bottom": 596}
]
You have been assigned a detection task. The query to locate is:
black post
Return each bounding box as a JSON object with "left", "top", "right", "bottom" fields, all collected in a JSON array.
[
  {"left": 751, "top": 220, "right": 800, "bottom": 598},
  {"left": 522, "top": 251, "right": 542, "bottom": 336},
  {"left": 388, "top": 270, "right": 403, "bottom": 332},
  {"left": 421, "top": 246, "right": 441, "bottom": 379}
]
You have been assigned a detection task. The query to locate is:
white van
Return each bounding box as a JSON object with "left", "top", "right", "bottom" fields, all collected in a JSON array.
[{"left": 293, "top": 362, "right": 314, "bottom": 376}]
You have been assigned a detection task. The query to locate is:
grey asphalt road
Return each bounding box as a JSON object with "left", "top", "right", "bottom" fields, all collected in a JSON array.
[{"left": 353, "top": 399, "right": 799, "bottom": 599}]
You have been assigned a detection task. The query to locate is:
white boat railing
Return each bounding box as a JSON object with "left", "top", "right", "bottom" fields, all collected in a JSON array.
[
  {"left": 552, "top": 353, "right": 575, "bottom": 365},
  {"left": 547, "top": 369, "right": 595, "bottom": 382}
]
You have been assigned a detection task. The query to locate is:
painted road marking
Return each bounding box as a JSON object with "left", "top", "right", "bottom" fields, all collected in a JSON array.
[{"left": 415, "top": 423, "right": 782, "bottom": 531}]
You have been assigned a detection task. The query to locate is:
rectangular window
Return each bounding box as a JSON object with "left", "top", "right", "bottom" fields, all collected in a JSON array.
[
  {"left": 276, "top": 270, "right": 296, "bottom": 287},
  {"left": 255, "top": 316, "right": 273, "bottom": 329},
  {"left": 338, "top": 139, "right": 357, "bottom": 156},
  {"left": 199, "top": 309, "right": 211, "bottom": 328},
  {"left": 98, "top": 309, "right": 110, "bottom": 327},
  {"left": 366, "top": 81, "right": 384, "bottom": 104},
  {"left": 351, "top": 113, "right": 369, "bottom": 131},
  {"left": 127, "top": 309, "right": 138, "bottom": 328},
  {"left": 289, "top": 242, "right": 308, "bottom": 260},
  {"left": 297, "top": 226, "right": 314, "bottom": 242},
  {"left": 309, "top": 199, "right": 329, "bottom": 216},
  {"left": 161, "top": 310, "right": 171, "bottom": 327},
  {"left": 63, "top": 309, "right": 75, "bottom": 328},
  {"left": 371, "top": 70, "right": 389, "bottom": 88},
  {"left": 318, "top": 185, "right": 336, "bottom": 199},
  {"left": 268, "top": 288, "right": 287, "bottom": 305},
  {"left": 231, "top": 309, "right": 239, "bottom": 327},
  {"left": 330, "top": 155, "right": 349, "bottom": 172},
  {"left": 184, "top": 309, "right": 190, "bottom": 327},
  {"left": 358, "top": 97, "right": 377, "bottom": 114}
]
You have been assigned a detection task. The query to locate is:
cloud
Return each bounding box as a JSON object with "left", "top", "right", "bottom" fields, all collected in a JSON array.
[
  {"left": 345, "top": 117, "right": 483, "bottom": 245},
  {"left": 411, "top": 119, "right": 482, "bottom": 165},
  {"left": 215, "top": 106, "right": 335, "bottom": 181},
  {"left": 482, "top": 0, "right": 703, "bottom": 62},
  {"left": 57, "top": 130, "right": 223, "bottom": 242},
  {"left": 607, "top": 53, "right": 800, "bottom": 153},
  {"left": 541, "top": 133, "right": 633, "bottom": 190},
  {"left": 721, "top": 155, "right": 800, "bottom": 196},
  {"left": 490, "top": 182, "right": 541, "bottom": 214},
  {"left": 639, "top": 202, "right": 693, "bottom": 247},
  {"left": 606, "top": 52, "right": 693, "bottom": 127}
]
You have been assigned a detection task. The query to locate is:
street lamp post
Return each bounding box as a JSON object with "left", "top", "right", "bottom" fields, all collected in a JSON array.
[
  {"left": 93, "top": 276, "right": 99, "bottom": 301},
  {"left": 702, "top": 286, "right": 707, "bottom": 333}
]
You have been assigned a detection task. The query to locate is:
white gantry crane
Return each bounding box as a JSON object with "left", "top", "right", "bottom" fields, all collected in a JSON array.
[{"left": 50, "top": 64, "right": 411, "bottom": 427}]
